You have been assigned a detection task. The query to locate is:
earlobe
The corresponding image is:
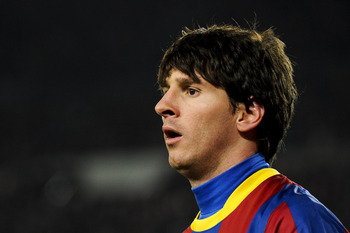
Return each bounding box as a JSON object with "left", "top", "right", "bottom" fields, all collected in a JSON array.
[{"left": 236, "top": 98, "right": 265, "bottom": 133}]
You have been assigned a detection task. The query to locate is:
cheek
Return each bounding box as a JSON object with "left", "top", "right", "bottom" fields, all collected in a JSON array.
[
  {"left": 183, "top": 100, "right": 236, "bottom": 143},
  {"left": 197, "top": 111, "right": 235, "bottom": 141}
]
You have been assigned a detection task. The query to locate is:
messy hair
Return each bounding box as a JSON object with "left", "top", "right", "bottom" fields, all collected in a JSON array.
[{"left": 158, "top": 25, "right": 297, "bottom": 163}]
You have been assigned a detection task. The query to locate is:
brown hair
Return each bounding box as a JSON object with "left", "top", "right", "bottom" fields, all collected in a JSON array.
[{"left": 158, "top": 25, "right": 298, "bottom": 163}]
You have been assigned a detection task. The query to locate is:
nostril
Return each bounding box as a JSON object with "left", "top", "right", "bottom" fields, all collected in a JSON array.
[{"left": 163, "top": 110, "right": 175, "bottom": 116}]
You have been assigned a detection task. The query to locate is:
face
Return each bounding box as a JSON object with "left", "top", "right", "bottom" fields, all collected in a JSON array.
[{"left": 155, "top": 69, "right": 241, "bottom": 180}]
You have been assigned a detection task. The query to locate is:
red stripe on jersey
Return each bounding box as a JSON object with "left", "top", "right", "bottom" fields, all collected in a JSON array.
[
  {"left": 218, "top": 174, "right": 292, "bottom": 233},
  {"left": 264, "top": 201, "right": 297, "bottom": 233}
]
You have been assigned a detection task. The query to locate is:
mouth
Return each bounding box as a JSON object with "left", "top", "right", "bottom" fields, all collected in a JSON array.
[{"left": 163, "top": 127, "right": 183, "bottom": 145}]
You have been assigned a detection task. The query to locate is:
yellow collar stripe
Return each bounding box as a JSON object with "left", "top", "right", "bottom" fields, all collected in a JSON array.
[{"left": 191, "top": 168, "right": 280, "bottom": 232}]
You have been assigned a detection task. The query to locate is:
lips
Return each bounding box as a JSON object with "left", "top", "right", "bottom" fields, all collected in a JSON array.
[{"left": 162, "top": 126, "right": 183, "bottom": 145}]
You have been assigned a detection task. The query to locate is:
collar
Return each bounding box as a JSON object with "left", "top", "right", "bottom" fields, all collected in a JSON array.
[{"left": 191, "top": 153, "right": 269, "bottom": 219}]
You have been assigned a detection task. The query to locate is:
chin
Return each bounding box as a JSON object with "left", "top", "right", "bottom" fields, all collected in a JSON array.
[
  {"left": 169, "top": 155, "right": 200, "bottom": 180},
  {"left": 168, "top": 153, "right": 190, "bottom": 170}
]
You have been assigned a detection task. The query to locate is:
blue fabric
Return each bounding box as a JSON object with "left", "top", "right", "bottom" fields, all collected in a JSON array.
[
  {"left": 188, "top": 153, "right": 348, "bottom": 233},
  {"left": 192, "top": 153, "right": 269, "bottom": 219},
  {"left": 287, "top": 185, "right": 346, "bottom": 233},
  {"left": 247, "top": 183, "right": 347, "bottom": 233},
  {"left": 246, "top": 183, "right": 291, "bottom": 233}
]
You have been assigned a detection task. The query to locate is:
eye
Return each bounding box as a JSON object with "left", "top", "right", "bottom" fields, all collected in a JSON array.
[{"left": 188, "top": 88, "right": 199, "bottom": 96}]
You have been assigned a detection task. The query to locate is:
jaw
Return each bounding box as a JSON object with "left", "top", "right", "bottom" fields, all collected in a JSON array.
[{"left": 166, "top": 147, "right": 220, "bottom": 187}]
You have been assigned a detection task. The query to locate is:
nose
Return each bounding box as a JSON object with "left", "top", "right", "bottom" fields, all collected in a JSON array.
[{"left": 154, "top": 91, "right": 179, "bottom": 118}]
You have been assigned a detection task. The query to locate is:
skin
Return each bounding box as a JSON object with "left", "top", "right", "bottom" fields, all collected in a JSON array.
[{"left": 155, "top": 69, "right": 263, "bottom": 188}]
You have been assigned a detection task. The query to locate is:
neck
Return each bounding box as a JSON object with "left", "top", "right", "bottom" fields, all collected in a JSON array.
[
  {"left": 188, "top": 146, "right": 259, "bottom": 188},
  {"left": 191, "top": 153, "right": 269, "bottom": 219}
]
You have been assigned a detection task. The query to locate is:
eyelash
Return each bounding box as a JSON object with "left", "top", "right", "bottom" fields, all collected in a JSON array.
[
  {"left": 160, "top": 87, "right": 199, "bottom": 96},
  {"left": 187, "top": 87, "right": 199, "bottom": 96}
]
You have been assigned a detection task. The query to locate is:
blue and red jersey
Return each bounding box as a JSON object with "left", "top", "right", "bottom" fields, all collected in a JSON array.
[{"left": 183, "top": 153, "right": 348, "bottom": 233}]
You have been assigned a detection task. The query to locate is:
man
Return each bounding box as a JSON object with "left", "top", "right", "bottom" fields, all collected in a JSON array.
[{"left": 155, "top": 25, "right": 348, "bottom": 232}]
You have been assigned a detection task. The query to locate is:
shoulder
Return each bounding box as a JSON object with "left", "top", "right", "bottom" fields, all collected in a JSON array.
[{"left": 264, "top": 175, "right": 347, "bottom": 233}]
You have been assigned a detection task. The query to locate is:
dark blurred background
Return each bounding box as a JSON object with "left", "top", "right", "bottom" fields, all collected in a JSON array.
[{"left": 0, "top": 0, "right": 349, "bottom": 232}]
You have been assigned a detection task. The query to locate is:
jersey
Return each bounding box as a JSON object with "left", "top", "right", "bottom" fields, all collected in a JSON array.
[{"left": 183, "top": 153, "right": 348, "bottom": 233}]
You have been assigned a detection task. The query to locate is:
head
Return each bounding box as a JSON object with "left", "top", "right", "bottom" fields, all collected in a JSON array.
[{"left": 157, "top": 24, "right": 297, "bottom": 164}]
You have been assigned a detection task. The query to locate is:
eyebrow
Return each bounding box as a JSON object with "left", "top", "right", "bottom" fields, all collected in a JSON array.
[
  {"left": 176, "top": 75, "right": 197, "bottom": 85},
  {"left": 162, "top": 74, "right": 201, "bottom": 88}
]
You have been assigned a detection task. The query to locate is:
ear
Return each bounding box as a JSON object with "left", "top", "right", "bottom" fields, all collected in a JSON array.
[{"left": 236, "top": 97, "right": 265, "bottom": 133}]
